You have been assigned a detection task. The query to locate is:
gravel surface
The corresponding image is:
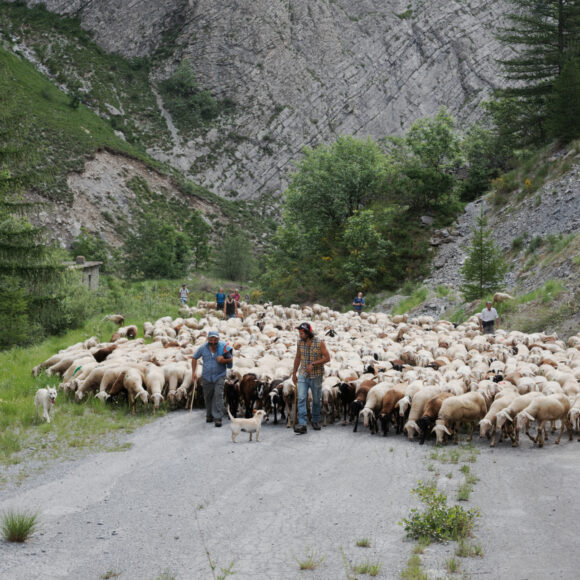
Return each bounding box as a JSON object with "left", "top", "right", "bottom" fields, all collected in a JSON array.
[{"left": 1, "top": 412, "right": 579, "bottom": 580}]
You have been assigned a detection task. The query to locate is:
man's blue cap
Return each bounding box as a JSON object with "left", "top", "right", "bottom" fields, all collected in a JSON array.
[{"left": 208, "top": 330, "right": 219, "bottom": 338}]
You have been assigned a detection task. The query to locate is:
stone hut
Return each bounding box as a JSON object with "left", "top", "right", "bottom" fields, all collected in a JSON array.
[{"left": 64, "top": 256, "right": 103, "bottom": 291}]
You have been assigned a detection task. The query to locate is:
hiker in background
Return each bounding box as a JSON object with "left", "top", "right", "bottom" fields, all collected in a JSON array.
[
  {"left": 479, "top": 300, "right": 500, "bottom": 334},
  {"left": 224, "top": 294, "right": 238, "bottom": 319},
  {"left": 352, "top": 291, "right": 365, "bottom": 315},
  {"left": 179, "top": 284, "right": 190, "bottom": 306},
  {"left": 231, "top": 288, "right": 241, "bottom": 304},
  {"left": 215, "top": 287, "right": 226, "bottom": 313}
]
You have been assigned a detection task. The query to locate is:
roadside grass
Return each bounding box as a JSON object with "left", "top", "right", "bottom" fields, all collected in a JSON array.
[
  {"left": 294, "top": 547, "right": 325, "bottom": 570},
  {"left": 1, "top": 510, "right": 39, "bottom": 542},
  {"left": 352, "top": 559, "right": 383, "bottom": 576},
  {"left": 400, "top": 554, "right": 429, "bottom": 580},
  {"left": 356, "top": 537, "right": 372, "bottom": 548},
  {"left": 456, "top": 540, "right": 484, "bottom": 558}
]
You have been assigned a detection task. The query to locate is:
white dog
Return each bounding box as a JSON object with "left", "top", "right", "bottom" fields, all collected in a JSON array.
[
  {"left": 227, "top": 407, "right": 266, "bottom": 443},
  {"left": 34, "top": 386, "right": 57, "bottom": 423}
]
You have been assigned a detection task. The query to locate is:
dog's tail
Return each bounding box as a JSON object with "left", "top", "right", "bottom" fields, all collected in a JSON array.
[{"left": 227, "top": 405, "right": 235, "bottom": 422}]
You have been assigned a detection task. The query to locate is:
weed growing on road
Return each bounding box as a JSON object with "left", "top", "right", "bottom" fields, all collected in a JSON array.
[
  {"left": 446, "top": 556, "right": 459, "bottom": 573},
  {"left": 216, "top": 561, "right": 236, "bottom": 580},
  {"left": 400, "top": 554, "right": 429, "bottom": 579},
  {"left": 413, "top": 536, "right": 431, "bottom": 554},
  {"left": 356, "top": 537, "right": 371, "bottom": 547},
  {"left": 399, "top": 481, "right": 479, "bottom": 542},
  {"left": 457, "top": 482, "right": 472, "bottom": 501},
  {"left": 1, "top": 510, "right": 39, "bottom": 542},
  {"left": 339, "top": 546, "right": 357, "bottom": 580},
  {"left": 352, "top": 559, "right": 382, "bottom": 576},
  {"left": 456, "top": 540, "right": 484, "bottom": 558},
  {"left": 294, "top": 547, "right": 325, "bottom": 570},
  {"left": 153, "top": 573, "right": 175, "bottom": 580},
  {"left": 100, "top": 571, "right": 121, "bottom": 579}
]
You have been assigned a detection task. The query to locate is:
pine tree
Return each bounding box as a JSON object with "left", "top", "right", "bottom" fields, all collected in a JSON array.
[
  {"left": 547, "top": 56, "right": 580, "bottom": 142},
  {"left": 0, "top": 68, "right": 86, "bottom": 346},
  {"left": 494, "top": 0, "right": 580, "bottom": 145},
  {"left": 460, "top": 213, "right": 508, "bottom": 301}
]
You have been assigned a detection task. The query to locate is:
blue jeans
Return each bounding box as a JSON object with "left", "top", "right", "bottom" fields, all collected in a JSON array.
[{"left": 297, "top": 375, "right": 322, "bottom": 426}]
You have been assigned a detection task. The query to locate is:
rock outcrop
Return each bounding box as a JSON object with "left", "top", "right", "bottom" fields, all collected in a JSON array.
[{"left": 13, "top": 0, "right": 512, "bottom": 200}]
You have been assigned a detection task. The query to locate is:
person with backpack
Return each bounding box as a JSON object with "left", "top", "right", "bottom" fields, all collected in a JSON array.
[
  {"left": 191, "top": 330, "right": 233, "bottom": 427},
  {"left": 215, "top": 287, "right": 226, "bottom": 313}
]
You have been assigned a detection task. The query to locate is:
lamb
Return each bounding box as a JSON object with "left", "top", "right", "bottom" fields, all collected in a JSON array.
[
  {"left": 433, "top": 391, "right": 488, "bottom": 445},
  {"left": 515, "top": 393, "right": 572, "bottom": 447}
]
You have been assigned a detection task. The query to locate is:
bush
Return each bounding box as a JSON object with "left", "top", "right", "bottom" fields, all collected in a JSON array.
[{"left": 399, "top": 481, "right": 479, "bottom": 542}]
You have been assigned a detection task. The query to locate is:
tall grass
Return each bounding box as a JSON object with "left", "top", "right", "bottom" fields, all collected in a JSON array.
[{"left": 1, "top": 510, "right": 39, "bottom": 542}]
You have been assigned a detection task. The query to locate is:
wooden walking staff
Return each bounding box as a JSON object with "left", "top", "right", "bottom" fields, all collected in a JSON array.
[{"left": 188, "top": 378, "right": 198, "bottom": 423}]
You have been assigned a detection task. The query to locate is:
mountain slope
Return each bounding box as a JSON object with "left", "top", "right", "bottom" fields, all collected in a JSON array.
[{"left": 7, "top": 0, "right": 512, "bottom": 200}]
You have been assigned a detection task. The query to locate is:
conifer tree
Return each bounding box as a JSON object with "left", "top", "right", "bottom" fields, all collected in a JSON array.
[
  {"left": 0, "top": 70, "right": 86, "bottom": 346},
  {"left": 548, "top": 56, "right": 580, "bottom": 142},
  {"left": 460, "top": 213, "right": 508, "bottom": 301},
  {"left": 494, "top": 0, "right": 580, "bottom": 145}
]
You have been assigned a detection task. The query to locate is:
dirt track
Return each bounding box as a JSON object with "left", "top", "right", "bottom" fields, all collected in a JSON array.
[{"left": 1, "top": 412, "right": 579, "bottom": 580}]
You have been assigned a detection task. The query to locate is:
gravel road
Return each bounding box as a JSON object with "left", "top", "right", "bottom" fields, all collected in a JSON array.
[{"left": 1, "top": 412, "right": 579, "bottom": 580}]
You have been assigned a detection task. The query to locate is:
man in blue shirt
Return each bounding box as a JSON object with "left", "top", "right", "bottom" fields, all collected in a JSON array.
[
  {"left": 215, "top": 287, "right": 226, "bottom": 313},
  {"left": 352, "top": 292, "right": 365, "bottom": 315},
  {"left": 191, "top": 330, "right": 233, "bottom": 427}
]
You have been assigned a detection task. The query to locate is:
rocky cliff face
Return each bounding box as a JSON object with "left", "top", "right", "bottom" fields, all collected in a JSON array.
[{"left": 14, "top": 0, "right": 511, "bottom": 200}]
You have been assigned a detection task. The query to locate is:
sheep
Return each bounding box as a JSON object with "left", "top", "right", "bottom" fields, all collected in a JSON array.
[
  {"left": 479, "top": 391, "right": 518, "bottom": 447},
  {"left": 515, "top": 393, "right": 572, "bottom": 447},
  {"left": 495, "top": 391, "right": 545, "bottom": 446},
  {"left": 568, "top": 394, "right": 580, "bottom": 441},
  {"left": 351, "top": 379, "right": 377, "bottom": 433},
  {"left": 433, "top": 391, "right": 488, "bottom": 445},
  {"left": 404, "top": 385, "right": 442, "bottom": 440},
  {"left": 145, "top": 363, "right": 165, "bottom": 411},
  {"left": 282, "top": 378, "right": 296, "bottom": 428},
  {"left": 359, "top": 382, "right": 391, "bottom": 434},
  {"left": 103, "top": 314, "right": 125, "bottom": 325},
  {"left": 417, "top": 392, "right": 453, "bottom": 445},
  {"left": 378, "top": 388, "right": 406, "bottom": 436},
  {"left": 493, "top": 292, "right": 514, "bottom": 303},
  {"left": 338, "top": 381, "right": 356, "bottom": 425}
]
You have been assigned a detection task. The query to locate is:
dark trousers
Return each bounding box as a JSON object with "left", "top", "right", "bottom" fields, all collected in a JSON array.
[{"left": 202, "top": 377, "right": 225, "bottom": 420}]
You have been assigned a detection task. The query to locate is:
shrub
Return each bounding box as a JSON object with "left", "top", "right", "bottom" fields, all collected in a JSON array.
[{"left": 399, "top": 481, "right": 479, "bottom": 542}]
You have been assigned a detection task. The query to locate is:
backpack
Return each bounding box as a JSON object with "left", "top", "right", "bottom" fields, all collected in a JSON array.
[{"left": 217, "top": 340, "right": 233, "bottom": 368}]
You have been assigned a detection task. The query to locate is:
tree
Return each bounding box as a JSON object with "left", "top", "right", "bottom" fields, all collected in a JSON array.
[
  {"left": 123, "top": 213, "right": 192, "bottom": 279},
  {"left": 547, "top": 56, "right": 580, "bottom": 142},
  {"left": 342, "top": 210, "right": 393, "bottom": 293},
  {"left": 0, "top": 86, "right": 89, "bottom": 346},
  {"left": 460, "top": 213, "right": 508, "bottom": 301},
  {"left": 214, "top": 229, "right": 255, "bottom": 281},
  {"left": 183, "top": 210, "right": 210, "bottom": 270},
  {"left": 494, "top": 0, "right": 580, "bottom": 145},
  {"left": 284, "top": 135, "right": 390, "bottom": 254},
  {"left": 383, "top": 107, "right": 463, "bottom": 213}
]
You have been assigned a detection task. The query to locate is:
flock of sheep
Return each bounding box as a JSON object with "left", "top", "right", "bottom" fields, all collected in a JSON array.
[{"left": 32, "top": 300, "right": 580, "bottom": 448}]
